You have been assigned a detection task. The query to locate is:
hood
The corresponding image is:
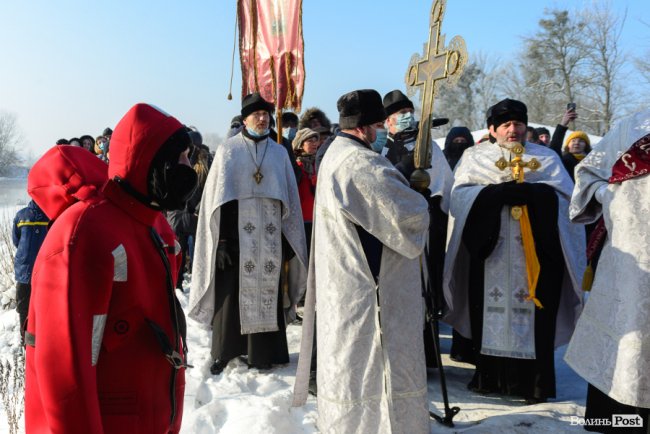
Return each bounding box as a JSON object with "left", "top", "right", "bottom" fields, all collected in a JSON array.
[
  {"left": 444, "top": 126, "right": 475, "bottom": 151},
  {"left": 27, "top": 145, "right": 108, "bottom": 220},
  {"left": 108, "top": 103, "right": 184, "bottom": 195}
]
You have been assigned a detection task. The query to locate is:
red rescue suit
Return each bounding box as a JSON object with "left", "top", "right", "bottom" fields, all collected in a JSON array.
[{"left": 25, "top": 105, "right": 187, "bottom": 434}]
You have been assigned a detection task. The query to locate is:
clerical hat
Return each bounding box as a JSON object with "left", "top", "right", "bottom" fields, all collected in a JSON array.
[
  {"left": 337, "top": 89, "right": 386, "bottom": 130},
  {"left": 486, "top": 98, "right": 528, "bottom": 128},
  {"left": 241, "top": 92, "right": 274, "bottom": 119},
  {"left": 383, "top": 90, "right": 414, "bottom": 117}
]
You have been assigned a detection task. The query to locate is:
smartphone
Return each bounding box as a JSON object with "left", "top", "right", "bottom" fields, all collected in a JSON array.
[{"left": 567, "top": 102, "right": 576, "bottom": 111}]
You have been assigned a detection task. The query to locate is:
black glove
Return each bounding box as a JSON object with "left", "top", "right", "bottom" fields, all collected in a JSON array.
[
  {"left": 500, "top": 181, "right": 532, "bottom": 206},
  {"left": 395, "top": 152, "right": 415, "bottom": 180},
  {"left": 216, "top": 241, "right": 233, "bottom": 270}
]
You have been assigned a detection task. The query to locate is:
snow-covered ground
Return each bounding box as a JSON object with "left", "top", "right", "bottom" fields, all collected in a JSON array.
[{"left": 0, "top": 270, "right": 589, "bottom": 433}]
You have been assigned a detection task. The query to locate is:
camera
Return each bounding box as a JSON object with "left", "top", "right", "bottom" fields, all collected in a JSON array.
[{"left": 567, "top": 102, "right": 577, "bottom": 112}]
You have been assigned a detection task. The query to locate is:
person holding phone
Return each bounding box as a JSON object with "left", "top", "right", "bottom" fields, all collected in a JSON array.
[{"left": 549, "top": 103, "right": 579, "bottom": 156}]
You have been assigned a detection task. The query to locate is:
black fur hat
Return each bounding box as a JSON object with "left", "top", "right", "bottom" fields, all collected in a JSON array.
[
  {"left": 337, "top": 89, "right": 386, "bottom": 130},
  {"left": 486, "top": 98, "right": 528, "bottom": 128},
  {"left": 383, "top": 89, "right": 414, "bottom": 117},
  {"left": 299, "top": 107, "right": 332, "bottom": 130},
  {"left": 241, "top": 92, "right": 274, "bottom": 119}
]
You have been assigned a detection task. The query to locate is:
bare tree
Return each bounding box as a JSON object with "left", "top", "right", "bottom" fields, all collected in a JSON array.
[
  {"left": 432, "top": 53, "right": 505, "bottom": 135},
  {"left": 0, "top": 112, "right": 23, "bottom": 177},
  {"left": 634, "top": 20, "right": 650, "bottom": 88},
  {"left": 508, "top": 9, "right": 597, "bottom": 127},
  {"left": 580, "top": 1, "right": 627, "bottom": 135}
]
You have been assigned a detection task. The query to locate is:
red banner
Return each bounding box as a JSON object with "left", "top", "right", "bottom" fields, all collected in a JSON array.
[{"left": 238, "top": 0, "right": 305, "bottom": 112}]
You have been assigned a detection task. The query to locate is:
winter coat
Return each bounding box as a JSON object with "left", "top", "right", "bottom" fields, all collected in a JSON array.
[
  {"left": 296, "top": 157, "right": 316, "bottom": 222},
  {"left": 25, "top": 105, "right": 186, "bottom": 434},
  {"left": 12, "top": 200, "right": 49, "bottom": 284}
]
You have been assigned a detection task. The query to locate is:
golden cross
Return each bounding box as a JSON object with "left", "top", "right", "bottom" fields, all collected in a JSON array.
[
  {"left": 405, "top": 0, "right": 467, "bottom": 190},
  {"left": 495, "top": 142, "right": 541, "bottom": 220},
  {"left": 254, "top": 169, "right": 264, "bottom": 184},
  {"left": 495, "top": 143, "right": 541, "bottom": 183}
]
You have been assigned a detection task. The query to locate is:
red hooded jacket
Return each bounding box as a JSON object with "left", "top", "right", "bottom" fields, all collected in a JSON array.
[{"left": 25, "top": 105, "right": 186, "bottom": 434}]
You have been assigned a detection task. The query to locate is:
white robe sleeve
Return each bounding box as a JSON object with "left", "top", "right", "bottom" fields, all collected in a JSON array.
[{"left": 334, "top": 155, "right": 430, "bottom": 259}]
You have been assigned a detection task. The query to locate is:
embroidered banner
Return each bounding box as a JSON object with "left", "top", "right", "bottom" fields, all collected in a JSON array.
[
  {"left": 609, "top": 133, "right": 650, "bottom": 183},
  {"left": 238, "top": 0, "right": 305, "bottom": 112}
]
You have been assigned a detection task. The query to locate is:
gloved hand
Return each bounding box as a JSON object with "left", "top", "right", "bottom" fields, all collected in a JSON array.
[
  {"left": 395, "top": 152, "right": 415, "bottom": 180},
  {"left": 216, "top": 241, "right": 232, "bottom": 270},
  {"left": 500, "top": 181, "right": 532, "bottom": 206}
]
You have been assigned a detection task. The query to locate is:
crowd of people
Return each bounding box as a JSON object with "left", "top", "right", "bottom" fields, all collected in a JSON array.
[{"left": 11, "top": 91, "right": 649, "bottom": 434}]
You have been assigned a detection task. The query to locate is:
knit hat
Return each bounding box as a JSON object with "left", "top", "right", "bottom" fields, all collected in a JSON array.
[
  {"left": 337, "top": 89, "right": 386, "bottom": 130},
  {"left": 486, "top": 98, "right": 528, "bottom": 128},
  {"left": 564, "top": 131, "right": 591, "bottom": 151},
  {"left": 241, "top": 92, "right": 274, "bottom": 119},
  {"left": 383, "top": 90, "right": 414, "bottom": 117},
  {"left": 292, "top": 128, "right": 319, "bottom": 152}
]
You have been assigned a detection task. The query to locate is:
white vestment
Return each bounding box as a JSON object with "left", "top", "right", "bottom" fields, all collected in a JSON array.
[
  {"left": 189, "top": 133, "right": 307, "bottom": 333},
  {"left": 295, "top": 135, "right": 431, "bottom": 434},
  {"left": 443, "top": 142, "right": 585, "bottom": 353},
  {"left": 564, "top": 109, "right": 650, "bottom": 408}
]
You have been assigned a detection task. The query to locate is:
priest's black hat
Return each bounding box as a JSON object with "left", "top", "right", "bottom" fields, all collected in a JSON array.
[
  {"left": 241, "top": 92, "right": 274, "bottom": 118},
  {"left": 337, "top": 89, "right": 386, "bottom": 130},
  {"left": 486, "top": 98, "right": 527, "bottom": 128},
  {"left": 383, "top": 89, "right": 414, "bottom": 117}
]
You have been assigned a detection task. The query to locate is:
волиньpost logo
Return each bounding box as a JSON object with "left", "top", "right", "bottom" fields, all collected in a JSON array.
[{"left": 570, "top": 414, "right": 644, "bottom": 428}]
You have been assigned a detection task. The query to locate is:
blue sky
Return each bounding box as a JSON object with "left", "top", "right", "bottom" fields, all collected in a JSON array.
[{"left": 0, "top": 0, "right": 648, "bottom": 159}]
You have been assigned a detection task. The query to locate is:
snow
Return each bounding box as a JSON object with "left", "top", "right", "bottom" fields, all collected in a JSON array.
[{"left": 0, "top": 269, "right": 590, "bottom": 433}]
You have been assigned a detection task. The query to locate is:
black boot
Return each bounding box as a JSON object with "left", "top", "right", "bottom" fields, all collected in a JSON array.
[{"left": 210, "top": 359, "right": 229, "bottom": 375}]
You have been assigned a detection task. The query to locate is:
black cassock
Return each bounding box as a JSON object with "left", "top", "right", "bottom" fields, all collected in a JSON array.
[
  {"left": 461, "top": 181, "right": 565, "bottom": 401},
  {"left": 210, "top": 200, "right": 290, "bottom": 367}
]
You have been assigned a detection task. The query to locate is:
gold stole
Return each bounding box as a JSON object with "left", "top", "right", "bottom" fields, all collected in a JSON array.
[{"left": 496, "top": 143, "right": 543, "bottom": 309}]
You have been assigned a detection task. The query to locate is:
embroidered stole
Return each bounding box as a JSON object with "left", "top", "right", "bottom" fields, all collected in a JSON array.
[{"left": 238, "top": 197, "right": 283, "bottom": 334}]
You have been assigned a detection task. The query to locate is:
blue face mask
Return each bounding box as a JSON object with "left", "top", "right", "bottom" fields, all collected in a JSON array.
[
  {"left": 282, "top": 127, "right": 297, "bottom": 141},
  {"left": 371, "top": 129, "right": 388, "bottom": 152},
  {"left": 246, "top": 127, "right": 270, "bottom": 138},
  {"left": 395, "top": 112, "right": 416, "bottom": 133}
]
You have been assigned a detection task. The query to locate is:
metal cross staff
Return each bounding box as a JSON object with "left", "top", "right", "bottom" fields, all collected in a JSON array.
[
  {"left": 404, "top": 0, "right": 466, "bottom": 427},
  {"left": 405, "top": 0, "right": 467, "bottom": 191}
]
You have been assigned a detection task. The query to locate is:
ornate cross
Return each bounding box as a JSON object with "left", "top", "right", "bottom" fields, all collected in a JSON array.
[
  {"left": 495, "top": 142, "right": 541, "bottom": 220},
  {"left": 405, "top": 0, "right": 467, "bottom": 190},
  {"left": 495, "top": 143, "right": 541, "bottom": 184}
]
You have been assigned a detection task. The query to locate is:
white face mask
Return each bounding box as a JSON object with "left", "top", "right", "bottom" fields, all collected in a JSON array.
[{"left": 395, "top": 112, "right": 416, "bottom": 132}]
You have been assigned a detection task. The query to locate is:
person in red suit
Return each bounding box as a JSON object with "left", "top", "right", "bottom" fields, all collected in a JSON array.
[{"left": 25, "top": 104, "right": 197, "bottom": 434}]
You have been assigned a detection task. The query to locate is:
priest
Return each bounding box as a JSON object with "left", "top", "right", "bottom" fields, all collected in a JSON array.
[
  {"left": 564, "top": 109, "right": 650, "bottom": 432},
  {"left": 293, "top": 89, "right": 431, "bottom": 433},
  {"left": 382, "top": 89, "right": 454, "bottom": 367},
  {"left": 189, "top": 92, "right": 307, "bottom": 375},
  {"left": 443, "top": 98, "right": 585, "bottom": 403}
]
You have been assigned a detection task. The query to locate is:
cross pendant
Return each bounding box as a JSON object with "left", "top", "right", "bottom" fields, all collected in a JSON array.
[{"left": 254, "top": 170, "right": 264, "bottom": 184}]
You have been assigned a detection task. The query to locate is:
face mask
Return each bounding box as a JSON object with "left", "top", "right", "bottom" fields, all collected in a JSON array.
[
  {"left": 151, "top": 163, "right": 198, "bottom": 210},
  {"left": 371, "top": 128, "right": 388, "bottom": 152},
  {"left": 282, "top": 127, "right": 297, "bottom": 142},
  {"left": 395, "top": 112, "right": 416, "bottom": 133},
  {"left": 246, "top": 127, "right": 270, "bottom": 138}
]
